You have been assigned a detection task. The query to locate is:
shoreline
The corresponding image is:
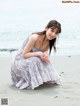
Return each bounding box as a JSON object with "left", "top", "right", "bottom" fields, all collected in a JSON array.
[{"left": 0, "top": 50, "right": 80, "bottom": 57}]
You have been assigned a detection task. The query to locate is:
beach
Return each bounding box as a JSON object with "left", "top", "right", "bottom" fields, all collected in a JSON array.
[
  {"left": 0, "top": 0, "right": 80, "bottom": 105},
  {"left": 0, "top": 55, "right": 80, "bottom": 106}
]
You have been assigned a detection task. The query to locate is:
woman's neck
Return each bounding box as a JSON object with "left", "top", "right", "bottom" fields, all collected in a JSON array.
[
  {"left": 40, "top": 34, "right": 49, "bottom": 48},
  {"left": 42, "top": 34, "right": 49, "bottom": 42}
]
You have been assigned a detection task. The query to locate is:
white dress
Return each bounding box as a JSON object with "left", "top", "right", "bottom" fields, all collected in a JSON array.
[{"left": 11, "top": 36, "right": 62, "bottom": 89}]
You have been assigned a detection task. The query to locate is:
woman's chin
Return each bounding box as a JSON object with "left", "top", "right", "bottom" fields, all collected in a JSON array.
[{"left": 48, "top": 38, "right": 53, "bottom": 40}]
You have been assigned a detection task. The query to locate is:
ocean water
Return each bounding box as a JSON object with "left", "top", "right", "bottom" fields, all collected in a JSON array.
[{"left": 0, "top": 0, "right": 80, "bottom": 56}]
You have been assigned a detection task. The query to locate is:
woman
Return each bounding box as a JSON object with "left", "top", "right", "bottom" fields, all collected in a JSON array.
[{"left": 11, "top": 20, "right": 62, "bottom": 90}]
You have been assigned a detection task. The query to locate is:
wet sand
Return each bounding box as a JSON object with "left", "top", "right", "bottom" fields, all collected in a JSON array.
[{"left": 0, "top": 55, "right": 80, "bottom": 106}]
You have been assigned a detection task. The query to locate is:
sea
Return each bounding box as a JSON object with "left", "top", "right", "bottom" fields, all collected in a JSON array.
[{"left": 0, "top": 0, "right": 80, "bottom": 56}]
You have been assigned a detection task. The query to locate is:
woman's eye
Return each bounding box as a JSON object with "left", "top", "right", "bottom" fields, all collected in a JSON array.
[{"left": 51, "top": 29, "right": 54, "bottom": 32}]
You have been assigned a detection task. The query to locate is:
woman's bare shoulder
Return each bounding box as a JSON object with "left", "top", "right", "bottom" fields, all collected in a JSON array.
[{"left": 29, "top": 34, "right": 39, "bottom": 41}]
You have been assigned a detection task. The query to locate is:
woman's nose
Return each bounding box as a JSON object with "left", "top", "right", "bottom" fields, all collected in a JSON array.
[{"left": 52, "top": 32, "right": 56, "bottom": 36}]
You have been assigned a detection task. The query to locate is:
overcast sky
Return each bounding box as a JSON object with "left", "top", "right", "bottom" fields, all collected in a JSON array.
[{"left": 0, "top": 0, "right": 80, "bottom": 32}]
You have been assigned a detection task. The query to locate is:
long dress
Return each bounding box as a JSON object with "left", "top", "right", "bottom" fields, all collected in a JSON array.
[{"left": 11, "top": 36, "right": 62, "bottom": 89}]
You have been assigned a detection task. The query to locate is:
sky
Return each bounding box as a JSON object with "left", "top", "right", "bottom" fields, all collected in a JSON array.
[{"left": 0, "top": 0, "right": 80, "bottom": 32}]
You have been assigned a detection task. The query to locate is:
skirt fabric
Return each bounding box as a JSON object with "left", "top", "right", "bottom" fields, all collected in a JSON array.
[{"left": 11, "top": 37, "right": 61, "bottom": 89}]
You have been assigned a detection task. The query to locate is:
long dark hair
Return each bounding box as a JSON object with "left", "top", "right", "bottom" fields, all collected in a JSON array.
[{"left": 32, "top": 20, "right": 61, "bottom": 54}]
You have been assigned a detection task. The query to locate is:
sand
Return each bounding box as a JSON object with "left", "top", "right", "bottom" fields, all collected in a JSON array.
[{"left": 0, "top": 55, "right": 80, "bottom": 106}]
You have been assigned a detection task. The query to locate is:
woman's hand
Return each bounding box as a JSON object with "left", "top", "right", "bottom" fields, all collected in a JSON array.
[{"left": 39, "top": 52, "right": 50, "bottom": 64}]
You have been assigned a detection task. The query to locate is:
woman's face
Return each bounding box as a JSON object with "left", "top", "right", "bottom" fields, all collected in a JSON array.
[{"left": 45, "top": 27, "right": 59, "bottom": 40}]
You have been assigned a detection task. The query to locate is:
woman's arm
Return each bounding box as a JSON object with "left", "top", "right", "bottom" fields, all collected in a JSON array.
[
  {"left": 22, "top": 51, "right": 43, "bottom": 58},
  {"left": 21, "top": 34, "right": 43, "bottom": 58},
  {"left": 39, "top": 46, "right": 51, "bottom": 64}
]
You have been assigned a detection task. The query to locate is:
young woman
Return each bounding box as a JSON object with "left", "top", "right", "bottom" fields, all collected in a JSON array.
[{"left": 11, "top": 20, "right": 62, "bottom": 90}]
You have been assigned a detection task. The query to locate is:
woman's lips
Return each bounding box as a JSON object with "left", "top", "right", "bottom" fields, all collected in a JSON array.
[{"left": 49, "top": 36, "right": 54, "bottom": 40}]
